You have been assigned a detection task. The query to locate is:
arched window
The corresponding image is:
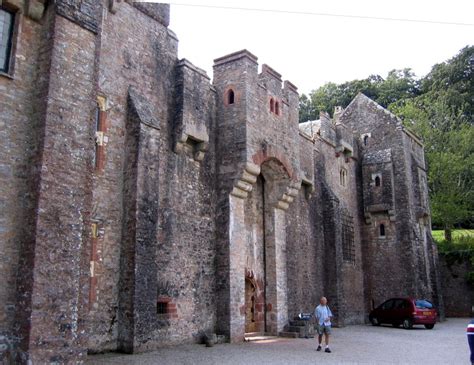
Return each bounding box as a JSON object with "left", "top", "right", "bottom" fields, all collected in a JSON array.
[
  {"left": 270, "top": 98, "right": 274, "bottom": 113},
  {"left": 340, "top": 168, "right": 347, "bottom": 186},
  {"left": 363, "top": 135, "right": 369, "bottom": 146},
  {"left": 275, "top": 101, "right": 280, "bottom": 115},
  {"left": 375, "top": 176, "right": 381, "bottom": 187},
  {"left": 227, "top": 89, "right": 235, "bottom": 105},
  {"left": 379, "top": 224, "right": 385, "bottom": 237}
]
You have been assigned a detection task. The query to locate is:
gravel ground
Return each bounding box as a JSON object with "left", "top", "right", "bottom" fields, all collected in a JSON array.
[{"left": 87, "top": 318, "right": 471, "bottom": 365}]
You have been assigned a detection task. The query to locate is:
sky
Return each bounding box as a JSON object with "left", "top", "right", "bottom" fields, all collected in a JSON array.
[{"left": 161, "top": 0, "right": 473, "bottom": 94}]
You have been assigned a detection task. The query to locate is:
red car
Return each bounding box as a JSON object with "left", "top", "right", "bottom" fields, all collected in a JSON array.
[{"left": 369, "top": 298, "right": 437, "bottom": 329}]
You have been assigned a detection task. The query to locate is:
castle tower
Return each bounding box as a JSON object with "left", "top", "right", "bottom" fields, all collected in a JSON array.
[{"left": 213, "top": 50, "right": 304, "bottom": 340}]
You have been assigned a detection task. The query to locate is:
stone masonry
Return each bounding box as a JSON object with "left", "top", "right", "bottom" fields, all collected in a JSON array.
[{"left": 0, "top": 1, "right": 442, "bottom": 363}]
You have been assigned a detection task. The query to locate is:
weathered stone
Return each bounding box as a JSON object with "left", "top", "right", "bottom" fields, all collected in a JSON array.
[{"left": 0, "top": 2, "right": 444, "bottom": 363}]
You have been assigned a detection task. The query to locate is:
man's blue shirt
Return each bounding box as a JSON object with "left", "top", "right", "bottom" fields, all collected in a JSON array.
[{"left": 315, "top": 304, "right": 333, "bottom": 326}]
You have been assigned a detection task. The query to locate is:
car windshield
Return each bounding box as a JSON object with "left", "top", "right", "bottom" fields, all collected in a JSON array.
[{"left": 415, "top": 299, "right": 433, "bottom": 309}]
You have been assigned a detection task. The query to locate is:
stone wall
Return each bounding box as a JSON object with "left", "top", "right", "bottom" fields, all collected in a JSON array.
[
  {"left": 341, "top": 94, "right": 443, "bottom": 314},
  {"left": 0, "top": 4, "right": 53, "bottom": 363},
  {"left": 440, "top": 256, "right": 473, "bottom": 317},
  {"left": 0, "top": 2, "right": 443, "bottom": 362}
]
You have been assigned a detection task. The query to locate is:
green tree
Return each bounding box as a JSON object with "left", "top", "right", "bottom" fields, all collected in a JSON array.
[
  {"left": 301, "top": 45, "right": 474, "bottom": 239},
  {"left": 390, "top": 46, "right": 474, "bottom": 241},
  {"left": 299, "top": 93, "right": 317, "bottom": 122}
]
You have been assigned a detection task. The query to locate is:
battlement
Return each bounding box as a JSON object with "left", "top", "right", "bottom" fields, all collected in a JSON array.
[
  {"left": 128, "top": 2, "right": 170, "bottom": 27},
  {"left": 284, "top": 80, "right": 298, "bottom": 95},
  {"left": 261, "top": 64, "right": 282, "bottom": 82},
  {"left": 213, "top": 49, "right": 258, "bottom": 67}
]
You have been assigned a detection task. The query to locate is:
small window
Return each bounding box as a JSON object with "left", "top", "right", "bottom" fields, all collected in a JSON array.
[
  {"left": 227, "top": 89, "right": 235, "bottom": 105},
  {"left": 375, "top": 176, "right": 381, "bottom": 187},
  {"left": 340, "top": 168, "right": 347, "bottom": 186},
  {"left": 270, "top": 98, "right": 274, "bottom": 113},
  {"left": 0, "top": 7, "right": 15, "bottom": 73},
  {"left": 363, "top": 135, "right": 369, "bottom": 146},
  {"left": 157, "top": 301, "right": 168, "bottom": 315},
  {"left": 275, "top": 101, "right": 280, "bottom": 115},
  {"left": 379, "top": 224, "right": 385, "bottom": 237},
  {"left": 381, "top": 299, "right": 394, "bottom": 310}
]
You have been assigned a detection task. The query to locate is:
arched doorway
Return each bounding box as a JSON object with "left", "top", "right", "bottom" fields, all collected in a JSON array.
[{"left": 245, "top": 278, "right": 257, "bottom": 333}]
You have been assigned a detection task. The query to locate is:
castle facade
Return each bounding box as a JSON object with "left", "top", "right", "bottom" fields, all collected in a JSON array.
[{"left": 0, "top": 2, "right": 442, "bottom": 363}]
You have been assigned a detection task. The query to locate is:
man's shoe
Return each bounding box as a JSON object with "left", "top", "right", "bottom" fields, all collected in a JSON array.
[
  {"left": 316, "top": 345, "right": 322, "bottom": 351},
  {"left": 325, "top": 347, "right": 331, "bottom": 353}
]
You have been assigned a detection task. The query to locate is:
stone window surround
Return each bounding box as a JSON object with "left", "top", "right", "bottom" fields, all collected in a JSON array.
[
  {"left": 269, "top": 96, "right": 281, "bottom": 116},
  {"left": 224, "top": 86, "right": 239, "bottom": 106},
  {"left": 94, "top": 95, "right": 109, "bottom": 172},
  {"left": 371, "top": 172, "right": 382, "bottom": 187},
  {"left": 157, "top": 296, "right": 178, "bottom": 319},
  {"left": 0, "top": 1, "right": 47, "bottom": 79},
  {"left": 361, "top": 132, "right": 371, "bottom": 147},
  {"left": 379, "top": 223, "right": 386, "bottom": 238}
]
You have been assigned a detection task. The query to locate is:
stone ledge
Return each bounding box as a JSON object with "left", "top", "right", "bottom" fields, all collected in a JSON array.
[{"left": 3, "top": 0, "right": 45, "bottom": 21}]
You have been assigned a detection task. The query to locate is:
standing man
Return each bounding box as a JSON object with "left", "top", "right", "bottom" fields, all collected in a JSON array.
[
  {"left": 468, "top": 319, "right": 474, "bottom": 365},
  {"left": 315, "top": 296, "right": 333, "bottom": 353}
]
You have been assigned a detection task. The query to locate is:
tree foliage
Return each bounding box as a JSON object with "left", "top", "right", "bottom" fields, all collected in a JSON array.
[{"left": 301, "top": 46, "right": 474, "bottom": 238}]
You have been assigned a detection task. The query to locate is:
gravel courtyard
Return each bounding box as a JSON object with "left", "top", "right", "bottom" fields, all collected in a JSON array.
[{"left": 87, "top": 318, "right": 471, "bottom": 365}]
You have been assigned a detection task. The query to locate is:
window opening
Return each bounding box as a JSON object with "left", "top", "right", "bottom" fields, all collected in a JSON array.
[
  {"left": 228, "top": 89, "right": 235, "bottom": 104},
  {"left": 157, "top": 301, "right": 168, "bottom": 315},
  {"left": 0, "top": 8, "right": 15, "bottom": 73}
]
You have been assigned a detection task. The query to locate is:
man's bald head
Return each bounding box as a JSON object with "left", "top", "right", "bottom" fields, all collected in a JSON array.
[{"left": 320, "top": 297, "right": 327, "bottom": 305}]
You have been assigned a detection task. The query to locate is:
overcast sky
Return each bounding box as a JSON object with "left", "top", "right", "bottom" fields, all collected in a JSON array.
[{"left": 165, "top": 0, "right": 474, "bottom": 94}]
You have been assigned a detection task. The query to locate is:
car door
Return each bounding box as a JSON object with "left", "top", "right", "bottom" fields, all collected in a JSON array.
[
  {"left": 378, "top": 299, "right": 395, "bottom": 323},
  {"left": 392, "top": 299, "right": 407, "bottom": 324}
]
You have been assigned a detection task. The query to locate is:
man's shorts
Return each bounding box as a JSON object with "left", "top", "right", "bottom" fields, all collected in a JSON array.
[{"left": 316, "top": 324, "right": 332, "bottom": 335}]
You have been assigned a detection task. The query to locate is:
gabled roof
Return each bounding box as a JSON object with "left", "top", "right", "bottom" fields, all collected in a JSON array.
[
  {"left": 299, "top": 119, "right": 321, "bottom": 137},
  {"left": 340, "top": 93, "right": 423, "bottom": 146}
]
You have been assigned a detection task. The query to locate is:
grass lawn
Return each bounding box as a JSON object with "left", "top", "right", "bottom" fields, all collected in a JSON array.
[{"left": 431, "top": 229, "right": 474, "bottom": 242}]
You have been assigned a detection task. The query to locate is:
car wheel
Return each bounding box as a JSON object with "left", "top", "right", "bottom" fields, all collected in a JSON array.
[
  {"left": 371, "top": 317, "right": 380, "bottom": 326},
  {"left": 402, "top": 319, "right": 413, "bottom": 329},
  {"left": 424, "top": 324, "right": 435, "bottom": 329}
]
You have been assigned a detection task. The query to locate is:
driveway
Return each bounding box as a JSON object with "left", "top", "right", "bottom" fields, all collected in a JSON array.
[{"left": 87, "top": 318, "right": 471, "bottom": 364}]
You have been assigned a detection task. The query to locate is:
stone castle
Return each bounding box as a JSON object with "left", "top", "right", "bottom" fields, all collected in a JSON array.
[{"left": 0, "top": 1, "right": 443, "bottom": 363}]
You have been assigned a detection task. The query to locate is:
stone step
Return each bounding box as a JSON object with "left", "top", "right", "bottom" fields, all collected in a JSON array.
[
  {"left": 286, "top": 325, "right": 306, "bottom": 334},
  {"left": 216, "top": 335, "right": 226, "bottom": 344},
  {"left": 289, "top": 320, "right": 308, "bottom": 327},
  {"left": 279, "top": 331, "right": 299, "bottom": 338}
]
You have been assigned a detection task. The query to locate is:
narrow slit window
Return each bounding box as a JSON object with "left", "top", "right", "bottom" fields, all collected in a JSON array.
[
  {"left": 340, "top": 168, "right": 347, "bottom": 186},
  {"left": 93, "top": 106, "right": 101, "bottom": 170},
  {"left": 0, "top": 7, "right": 15, "bottom": 73},
  {"left": 275, "top": 101, "right": 280, "bottom": 115},
  {"left": 270, "top": 98, "right": 274, "bottom": 113},
  {"left": 375, "top": 176, "right": 381, "bottom": 187},
  {"left": 363, "top": 135, "right": 369, "bottom": 146},
  {"left": 228, "top": 89, "right": 235, "bottom": 105},
  {"left": 380, "top": 224, "right": 385, "bottom": 237}
]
